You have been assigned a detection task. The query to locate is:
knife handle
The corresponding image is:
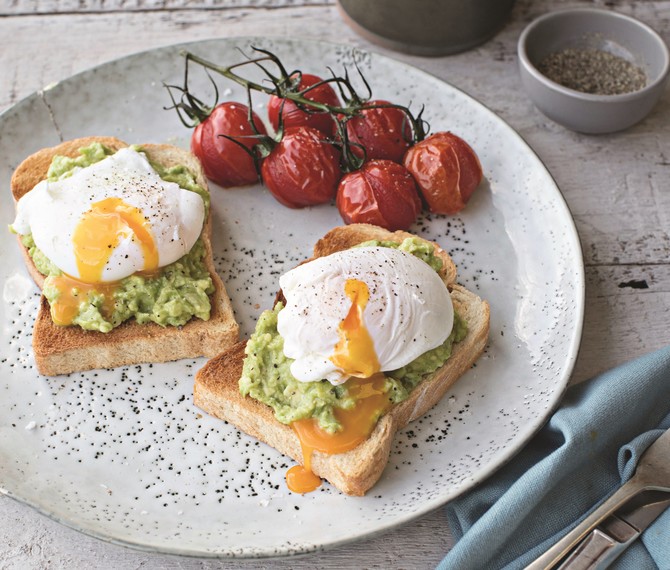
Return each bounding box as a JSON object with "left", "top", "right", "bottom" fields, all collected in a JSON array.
[
  {"left": 557, "top": 525, "right": 637, "bottom": 570},
  {"left": 524, "top": 482, "right": 643, "bottom": 570}
]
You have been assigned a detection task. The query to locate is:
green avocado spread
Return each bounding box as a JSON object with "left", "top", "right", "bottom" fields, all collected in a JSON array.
[
  {"left": 47, "top": 141, "right": 115, "bottom": 181},
  {"left": 239, "top": 241, "right": 467, "bottom": 433},
  {"left": 19, "top": 142, "right": 213, "bottom": 333},
  {"left": 356, "top": 237, "right": 444, "bottom": 273}
]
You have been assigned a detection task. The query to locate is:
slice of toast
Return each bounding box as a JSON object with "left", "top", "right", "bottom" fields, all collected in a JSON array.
[
  {"left": 194, "top": 224, "right": 490, "bottom": 496},
  {"left": 11, "top": 137, "right": 239, "bottom": 376}
]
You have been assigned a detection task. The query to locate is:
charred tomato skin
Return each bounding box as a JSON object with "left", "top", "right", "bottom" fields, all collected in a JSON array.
[
  {"left": 191, "top": 102, "right": 267, "bottom": 188},
  {"left": 261, "top": 126, "right": 342, "bottom": 208},
  {"left": 336, "top": 159, "right": 422, "bottom": 231},
  {"left": 345, "top": 100, "right": 413, "bottom": 163},
  {"left": 403, "top": 131, "right": 483, "bottom": 214}
]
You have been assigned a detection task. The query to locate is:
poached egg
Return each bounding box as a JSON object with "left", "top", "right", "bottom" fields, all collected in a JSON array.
[
  {"left": 12, "top": 147, "right": 205, "bottom": 285},
  {"left": 12, "top": 147, "right": 205, "bottom": 327},
  {"left": 277, "top": 246, "right": 454, "bottom": 385}
]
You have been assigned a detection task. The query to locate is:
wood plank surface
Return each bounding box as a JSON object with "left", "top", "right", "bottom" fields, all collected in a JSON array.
[
  {"left": 1, "top": 0, "right": 669, "bottom": 568},
  {"left": 2, "top": 0, "right": 332, "bottom": 15}
]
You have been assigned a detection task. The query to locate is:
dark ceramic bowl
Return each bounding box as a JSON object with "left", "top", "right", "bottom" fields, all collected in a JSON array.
[
  {"left": 518, "top": 8, "right": 670, "bottom": 134},
  {"left": 337, "top": 0, "right": 516, "bottom": 56}
]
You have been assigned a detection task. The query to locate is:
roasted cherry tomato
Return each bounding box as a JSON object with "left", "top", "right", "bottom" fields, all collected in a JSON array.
[
  {"left": 345, "top": 100, "right": 413, "bottom": 163},
  {"left": 403, "top": 131, "right": 483, "bottom": 214},
  {"left": 268, "top": 74, "right": 341, "bottom": 137},
  {"left": 261, "top": 126, "right": 342, "bottom": 208},
  {"left": 191, "top": 102, "right": 267, "bottom": 188},
  {"left": 336, "top": 160, "right": 422, "bottom": 231}
]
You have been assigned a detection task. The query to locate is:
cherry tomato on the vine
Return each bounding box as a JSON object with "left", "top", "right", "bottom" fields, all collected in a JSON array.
[
  {"left": 191, "top": 102, "right": 267, "bottom": 188},
  {"left": 344, "top": 100, "right": 413, "bottom": 163},
  {"left": 261, "top": 126, "right": 342, "bottom": 208},
  {"left": 403, "top": 131, "right": 483, "bottom": 215},
  {"left": 336, "top": 160, "right": 422, "bottom": 231},
  {"left": 268, "top": 74, "right": 341, "bottom": 137}
]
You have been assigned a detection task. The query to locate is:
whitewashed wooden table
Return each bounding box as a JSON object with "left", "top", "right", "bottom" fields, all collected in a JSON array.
[{"left": 1, "top": 1, "right": 669, "bottom": 568}]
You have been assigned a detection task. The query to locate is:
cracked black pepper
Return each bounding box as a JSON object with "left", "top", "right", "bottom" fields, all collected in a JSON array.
[{"left": 537, "top": 48, "right": 647, "bottom": 95}]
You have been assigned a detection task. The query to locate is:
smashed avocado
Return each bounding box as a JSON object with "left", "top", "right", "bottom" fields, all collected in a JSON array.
[
  {"left": 356, "top": 237, "right": 444, "bottom": 273},
  {"left": 21, "top": 142, "right": 213, "bottom": 333},
  {"left": 47, "top": 142, "right": 114, "bottom": 180},
  {"left": 240, "top": 241, "right": 467, "bottom": 433},
  {"left": 240, "top": 303, "right": 358, "bottom": 433},
  {"left": 20, "top": 233, "right": 61, "bottom": 277},
  {"left": 42, "top": 239, "right": 213, "bottom": 332}
]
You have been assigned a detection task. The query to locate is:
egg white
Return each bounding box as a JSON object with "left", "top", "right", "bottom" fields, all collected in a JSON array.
[
  {"left": 12, "top": 147, "right": 205, "bottom": 282},
  {"left": 277, "top": 246, "right": 454, "bottom": 385}
]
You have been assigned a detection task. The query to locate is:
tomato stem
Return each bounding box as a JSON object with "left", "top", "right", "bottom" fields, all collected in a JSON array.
[
  {"left": 168, "top": 46, "right": 431, "bottom": 164},
  {"left": 180, "top": 48, "right": 430, "bottom": 132},
  {"left": 182, "top": 50, "right": 360, "bottom": 116}
]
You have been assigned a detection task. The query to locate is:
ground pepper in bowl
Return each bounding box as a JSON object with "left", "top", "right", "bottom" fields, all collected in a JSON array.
[{"left": 537, "top": 48, "right": 647, "bottom": 95}]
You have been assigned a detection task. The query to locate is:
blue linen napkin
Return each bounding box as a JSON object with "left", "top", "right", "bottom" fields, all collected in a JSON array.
[{"left": 438, "top": 345, "right": 670, "bottom": 570}]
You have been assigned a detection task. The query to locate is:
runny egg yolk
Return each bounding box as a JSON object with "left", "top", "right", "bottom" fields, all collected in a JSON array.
[
  {"left": 287, "top": 279, "right": 389, "bottom": 494},
  {"left": 49, "top": 275, "right": 118, "bottom": 325},
  {"left": 287, "top": 374, "right": 392, "bottom": 494},
  {"left": 51, "top": 197, "right": 158, "bottom": 326},
  {"left": 73, "top": 196, "right": 158, "bottom": 284},
  {"left": 330, "top": 278, "right": 381, "bottom": 379}
]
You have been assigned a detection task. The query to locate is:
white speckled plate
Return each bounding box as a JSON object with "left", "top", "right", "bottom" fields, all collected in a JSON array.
[{"left": 0, "top": 37, "right": 584, "bottom": 558}]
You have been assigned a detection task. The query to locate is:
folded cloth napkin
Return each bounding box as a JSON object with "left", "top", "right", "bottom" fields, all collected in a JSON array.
[{"left": 439, "top": 345, "right": 670, "bottom": 570}]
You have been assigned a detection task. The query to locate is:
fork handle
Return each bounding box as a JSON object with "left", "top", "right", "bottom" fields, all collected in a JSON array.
[{"left": 524, "top": 482, "right": 644, "bottom": 570}]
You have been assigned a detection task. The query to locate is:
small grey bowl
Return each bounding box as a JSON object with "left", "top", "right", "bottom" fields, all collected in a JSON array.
[{"left": 518, "top": 8, "right": 669, "bottom": 134}]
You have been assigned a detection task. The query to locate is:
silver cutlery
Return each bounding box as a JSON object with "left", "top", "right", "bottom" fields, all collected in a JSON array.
[{"left": 526, "top": 428, "right": 670, "bottom": 569}]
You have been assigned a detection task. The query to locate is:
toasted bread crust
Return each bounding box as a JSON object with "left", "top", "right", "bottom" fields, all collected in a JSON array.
[
  {"left": 12, "top": 137, "right": 239, "bottom": 376},
  {"left": 194, "top": 224, "right": 489, "bottom": 495}
]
